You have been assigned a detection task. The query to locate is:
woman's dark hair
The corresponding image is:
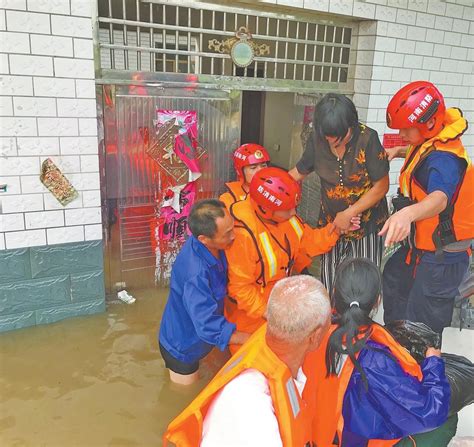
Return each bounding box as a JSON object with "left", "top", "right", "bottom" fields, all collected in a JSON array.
[
  {"left": 188, "top": 199, "right": 226, "bottom": 238},
  {"left": 326, "top": 257, "right": 382, "bottom": 389},
  {"left": 314, "top": 93, "right": 359, "bottom": 144}
]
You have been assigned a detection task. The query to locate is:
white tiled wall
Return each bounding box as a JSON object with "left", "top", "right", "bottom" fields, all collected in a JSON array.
[
  {"left": 345, "top": 0, "right": 473, "bottom": 196},
  {"left": 255, "top": 0, "right": 473, "bottom": 197},
  {"left": 0, "top": 0, "right": 102, "bottom": 250},
  {"left": 1, "top": 0, "right": 473, "bottom": 251},
  {"left": 259, "top": 0, "right": 472, "bottom": 195}
]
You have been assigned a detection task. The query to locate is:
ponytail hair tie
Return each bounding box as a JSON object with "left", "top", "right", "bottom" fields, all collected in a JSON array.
[{"left": 349, "top": 301, "right": 360, "bottom": 308}]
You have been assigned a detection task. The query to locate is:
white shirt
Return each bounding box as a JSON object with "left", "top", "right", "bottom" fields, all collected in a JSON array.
[{"left": 200, "top": 367, "right": 307, "bottom": 447}]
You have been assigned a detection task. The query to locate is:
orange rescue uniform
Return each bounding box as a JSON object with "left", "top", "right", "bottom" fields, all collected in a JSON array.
[
  {"left": 219, "top": 181, "right": 247, "bottom": 210},
  {"left": 399, "top": 108, "right": 474, "bottom": 252},
  {"left": 163, "top": 324, "right": 312, "bottom": 447},
  {"left": 225, "top": 198, "right": 338, "bottom": 340},
  {"left": 303, "top": 324, "right": 422, "bottom": 447}
]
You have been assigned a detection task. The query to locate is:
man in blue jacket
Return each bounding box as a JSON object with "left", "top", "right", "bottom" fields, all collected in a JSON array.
[{"left": 159, "top": 199, "right": 250, "bottom": 385}]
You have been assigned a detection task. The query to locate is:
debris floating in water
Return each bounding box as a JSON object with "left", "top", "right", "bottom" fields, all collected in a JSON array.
[{"left": 117, "top": 290, "right": 136, "bottom": 304}]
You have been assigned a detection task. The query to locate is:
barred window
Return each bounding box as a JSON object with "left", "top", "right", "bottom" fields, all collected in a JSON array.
[{"left": 98, "top": 0, "right": 353, "bottom": 84}]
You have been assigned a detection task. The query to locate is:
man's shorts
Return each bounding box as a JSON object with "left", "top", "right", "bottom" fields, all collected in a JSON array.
[{"left": 159, "top": 343, "right": 199, "bottom": 375}]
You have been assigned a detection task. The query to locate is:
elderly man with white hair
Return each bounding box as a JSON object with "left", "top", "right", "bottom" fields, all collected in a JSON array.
[{"left": 163, "top": 275, "right": 331, "bottom": 447}]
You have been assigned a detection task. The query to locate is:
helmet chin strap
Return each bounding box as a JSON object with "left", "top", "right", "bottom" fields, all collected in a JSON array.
[{"left": 255, "top": 205, "right": 277, "bottom": 224}]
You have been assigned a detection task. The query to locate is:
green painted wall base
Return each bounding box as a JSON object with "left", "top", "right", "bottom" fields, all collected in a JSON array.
[{"left": 0, "top": 240, "right": 106, "bottom": 333}]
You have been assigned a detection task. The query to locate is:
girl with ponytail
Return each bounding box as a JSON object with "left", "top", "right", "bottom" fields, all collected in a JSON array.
[
  {"left": 303, "top": 257, "right": 451, "bottom": 446},
  {"left": 326, "top": 256, "right": 383, "bottom": 390}
]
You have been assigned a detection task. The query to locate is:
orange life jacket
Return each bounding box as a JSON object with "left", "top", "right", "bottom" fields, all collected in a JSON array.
[
  {"left": 399, "top": 108, "right": 474, "bottom": 252},
  {"left": 303, "top": 324, "right": 422, "bottom": 447},
  {"left": 225, "top": 198, "right": 337, "bottom": 336},
  {"left": 219, "top": 181, "right": 247, "bottom": 210},
  {"left": 163, "top": 324, "right": 312, "bottom": 447}
]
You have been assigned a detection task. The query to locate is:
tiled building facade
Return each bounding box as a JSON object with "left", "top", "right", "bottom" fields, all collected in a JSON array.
[
  {"left": 0, "top": 0, "right": 473, "bottom": 332},
  {"left": 0, "top": 0, "right": 105, "bottom": 331}
]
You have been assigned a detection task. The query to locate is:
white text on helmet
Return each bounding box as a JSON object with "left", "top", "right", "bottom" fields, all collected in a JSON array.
[
  {"left": 408, "top": 94, "right": 433, "bottom": 123},
  {"left": 234, "top": 152, "right": 247, "bottom": 160},
  {"left": 257, "top": 185, "right": 282, "bottom": 206}
]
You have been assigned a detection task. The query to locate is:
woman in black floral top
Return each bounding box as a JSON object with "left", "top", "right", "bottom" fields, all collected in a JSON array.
[{"left": 290, "top": 93, "right": 389, "bottom": 290}]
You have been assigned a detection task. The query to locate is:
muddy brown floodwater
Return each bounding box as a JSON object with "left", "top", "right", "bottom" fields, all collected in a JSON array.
[{"left": 0, "top": 287, "right": 229, "bottom": 447}]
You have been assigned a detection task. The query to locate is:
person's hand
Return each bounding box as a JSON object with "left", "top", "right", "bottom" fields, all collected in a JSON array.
[
  {"left": 349, "top": 215, "right": 361, "bottom": 231},
  {"left": 426, "top": 347, "right": 442, "bottom": 358},
  {"left": 332, "top": 209, "right": 355, "bottom": 234},
  {"left": 378, "top": 207, "right": 414, "bottom": 247},
  {"left": 385, "top": 145, "right": 407, "bottom": 161}
]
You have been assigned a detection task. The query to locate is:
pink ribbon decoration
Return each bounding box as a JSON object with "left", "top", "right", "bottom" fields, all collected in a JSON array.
[
  {"left": 157, "top": 110, "right": 203, "bottom": 175},
  {"left": 158, "top": 182, "right": 196, "bottom": 241}
]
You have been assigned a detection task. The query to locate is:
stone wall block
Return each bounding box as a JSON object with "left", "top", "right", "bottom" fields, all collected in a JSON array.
[
  {"left": 35, "top": 299, "right": 105, "bottom": 325},
  {"left": 0, "top": 275, "right": 70, "bottom": 315},
  {"left": 0, "top": 311, "right": 36, "bottom": 333},
  {"left": 0, "top": 248, "right": 31, "bottom": 282},
  {"left": 71, "top": 270, "right": 105, "bottom": 302},
  {"left": 30, "top": 240, "right": 103, "bottom": 278}
]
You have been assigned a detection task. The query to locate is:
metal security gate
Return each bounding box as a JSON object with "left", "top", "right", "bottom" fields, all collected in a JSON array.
[
  {"left": 95, "top": 0, "right": 357, "bottom": 291},
  {"left": 97, "top": 1, "right": 353, "bottom": 85},
  {"left": 101, "top": 84, "right": 240, "bottom": 291}
]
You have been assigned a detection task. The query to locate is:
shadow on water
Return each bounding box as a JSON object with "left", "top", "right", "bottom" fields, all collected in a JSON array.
[{"left": 0, "top": 287, "right": 229, "bottom": 447}]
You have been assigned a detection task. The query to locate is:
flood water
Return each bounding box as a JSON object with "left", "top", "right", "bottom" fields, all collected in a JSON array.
[
  {"left": 1, "top": 286, "right": 473, "bottom": 446},
  {"left": 0, "top": 287, "right": 229, "bottom": 447}
]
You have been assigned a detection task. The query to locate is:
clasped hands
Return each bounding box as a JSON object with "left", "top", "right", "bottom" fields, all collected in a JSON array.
[{"left": 329, "top": 207, "right": 362, "bottom": 235}]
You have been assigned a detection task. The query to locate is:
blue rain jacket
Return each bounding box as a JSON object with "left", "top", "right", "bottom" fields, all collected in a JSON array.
[
  {"left": 159, "top": 236, "right": 236, "bottom": 364},
  {"left": 342, "top": 341, "right": 450, "bottom": 446}
]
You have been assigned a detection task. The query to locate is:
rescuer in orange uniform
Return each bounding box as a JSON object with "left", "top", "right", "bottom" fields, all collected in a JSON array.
[
  {"left": 219, "top": 143, "right": 270, "bottom": 209},
  {"left": 163, "top": 275, "right": 332, "bottom": 447},
  {"left": 381, "top": 81, "right": 474, "bottom": 334},
  {"left": 224, "top": 167, "right": 359, "bottom": 350}
]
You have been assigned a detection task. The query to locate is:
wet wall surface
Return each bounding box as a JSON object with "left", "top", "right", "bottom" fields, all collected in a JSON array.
[{"left": 0, "top": 287, "right": 228, "bottom": 447}]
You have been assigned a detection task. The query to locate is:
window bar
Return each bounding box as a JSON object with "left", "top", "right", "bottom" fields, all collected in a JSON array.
[
  {"left": 338, "top": 29, "right": 344, "bottom": 82},
  {"left": 274, "top": 19, "right": 280, "bottom": 79},
  {"left": 302, "top": 22, "right": 308, "bottom": 80},
  {"left": 245, "top": 15, "right": 249, "bottom": 77},
  {"left": 312, "top": 24, "right": 318, "bottom": 81},
  {"left": 149, "top": 2, "right": 154, "bottom": 71},
  {"left": 175, "top": 5, "right": 179, "bottom": 73},
  {"left": 108, "top": 0, "right": 115, "bottom": 69},
  {"left": 264, "top": 17, "right": 269, "bottom": 78},
  {"left": 162, "top": 4, "right": 167, "bottom": 72},
  {"left": 283, "top": 20, "right": 289, "bottom": 79},
  {"left": 329, "top": 26, "right": 335, "bottom": 82},
  {"left": 200, "top": 9, "right": 204, "bottom": 75},
  {"left": 254, "top": 15, "right": 259, "bottom": 78},
  {"left": 233, "top": 12, "right": 237, "bottom": 76},
  {"left": 293, "top": 21, "right": 299, "bottom": 80},
  {"left": 222, "top": 11, "right": 226, "bottom": 75},
  {"left": 136, "top": 0, "right": 141, "bottom": 71},
  {"left": 321, "top": 25, "right": 327, "bottom": 82},
  {"left": 211, "top": 10, "right": 215, "bottom": 75},
  {"left": 122, "top": 0, "right": 128, "bottom": 70},
  {"left": 188, "top": 8, "right": 191, "bottom": 73}
]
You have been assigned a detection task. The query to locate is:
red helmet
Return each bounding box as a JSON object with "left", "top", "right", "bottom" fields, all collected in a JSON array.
[
  {"left": 249, "top": 167, "right": 301, "bottom": 217},
  {"left": 386, "top": 81, "right": 446, "bottom": 139},
  {"left": 233, "top": 144, "right": 270, "bottom": 180}
]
